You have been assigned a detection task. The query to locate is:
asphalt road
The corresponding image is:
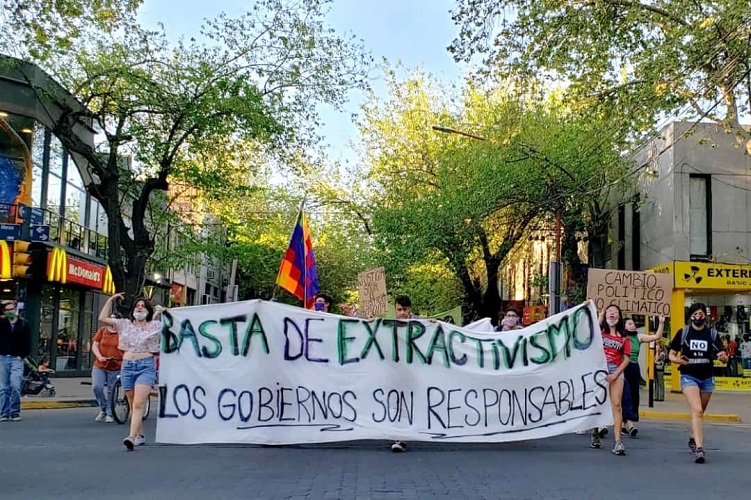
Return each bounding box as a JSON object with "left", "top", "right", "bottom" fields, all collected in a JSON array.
[{"left": 2, "top": 408, "right": 751, "bottom": 499}]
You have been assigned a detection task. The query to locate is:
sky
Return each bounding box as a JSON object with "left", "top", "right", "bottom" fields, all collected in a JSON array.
[{"left": 138, "top": 0, "right": 467, "bottom": 164}]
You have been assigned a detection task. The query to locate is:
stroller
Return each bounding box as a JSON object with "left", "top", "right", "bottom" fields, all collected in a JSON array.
[{"left": 22, "top": 357, "right": 56, "bottom": 397}]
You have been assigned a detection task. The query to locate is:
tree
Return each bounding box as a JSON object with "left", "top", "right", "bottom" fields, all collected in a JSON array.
[
  {"left": 450, "top": 0, "right": 751, "bottom": 153},
  {"left": 360, "top": 69, "right": 556, "bottom": 321},
  {"left": 1, "top": 0, "right": 371, "bottom": 309},
  {"left": 359, "top": 68, "right": 636, "bottom": 320},
  {"left": 1, "top": 0, "right": 142, "bottom": 60},
  {"left": 513, "top": 99, "right": 636, "bottom": 302}
]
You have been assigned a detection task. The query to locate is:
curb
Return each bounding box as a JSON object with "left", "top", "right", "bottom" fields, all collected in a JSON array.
[
  {"left": 640, "top": 409, "right": 742, "bottom": 424},
  {"left": 21, "top": 399, "right": 98, "bottom": 410}
]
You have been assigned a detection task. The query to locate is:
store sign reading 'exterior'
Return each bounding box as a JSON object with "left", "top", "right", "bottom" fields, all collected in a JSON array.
[{"left": 674, "top": 261, "right": 751, "bottom": 290}]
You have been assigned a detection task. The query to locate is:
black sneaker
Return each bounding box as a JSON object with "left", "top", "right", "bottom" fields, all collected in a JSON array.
[
  {"left": 597, "top": 427, "right": 608, "bottom": 438},
  {"left": 123, "top": 437, "right": 135, "bottom": 451},
  {"left": 694, "top": 447, "right": 706, "bottom": 463},
  {"left": 590, "top": 431, "right": 601, "bottom": 449},
  {"left": 688, "top": 438, "right": 697, "bottom": 453},
  {"left": 628, "top": 426, "right": 639, "bottom": 438},
  {"left": 390, "top": 441, "right": 407, "bottom": 453}
]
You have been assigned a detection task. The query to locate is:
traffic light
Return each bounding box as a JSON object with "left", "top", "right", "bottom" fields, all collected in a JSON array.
[{"left": 12, "top": 241, "right": 46, "bottom": 280}]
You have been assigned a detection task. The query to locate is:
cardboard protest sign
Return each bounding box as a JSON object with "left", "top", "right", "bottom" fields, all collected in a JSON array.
[
  {"left": 357, "top": 267, "right": 388, "bottom": 318},
  {"left": 586, "top": 269, "right": 672, "bottom": 316},
  {"left": 157, "top": 300, "right": 612, "bottom": 445}
]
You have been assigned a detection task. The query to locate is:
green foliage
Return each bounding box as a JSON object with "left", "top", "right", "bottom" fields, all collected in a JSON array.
[
  {"left": 359, "top": 67, "right": 634, "bottom": 320},
  {"left": 1, "top": 0, "right": 141, "bottom": 59},
  {"left": 450, "top": 0, "right": 751, "bottom": 150}
]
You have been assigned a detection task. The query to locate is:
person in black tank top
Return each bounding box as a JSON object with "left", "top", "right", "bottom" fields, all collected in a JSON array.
[{"left": 668, "top": 302, "right": 727, "bottom": 464}]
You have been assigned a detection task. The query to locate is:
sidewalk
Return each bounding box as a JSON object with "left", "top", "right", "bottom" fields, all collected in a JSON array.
[
  {"left": 640, "top": 388, "right": 749, "bottom": 424},
  {"left": 23, "top": 379, "right": 750, "bottom": 423},
  {"left": 21, "top": 377, "right": 97, "bottom": 410}
]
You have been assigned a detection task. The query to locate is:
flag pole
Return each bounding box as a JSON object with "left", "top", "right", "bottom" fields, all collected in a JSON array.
[{"left": 300, "top": 194, "right": 308, "bottom": 309}]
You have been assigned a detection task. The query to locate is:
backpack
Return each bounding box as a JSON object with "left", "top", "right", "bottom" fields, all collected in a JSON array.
[{"left": 680, "top": 326, "right": 718, "bottom": 350}]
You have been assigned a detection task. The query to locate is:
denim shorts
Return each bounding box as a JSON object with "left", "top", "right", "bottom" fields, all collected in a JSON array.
[
  {"left": 607, "top": 363, "right": 624, "bottom": 379},
  {"left": 120, "top": 357, "right": 157, "bottom": 391},
  {"left": 680, "top": 374, "right": 715, "bottom": 393}
]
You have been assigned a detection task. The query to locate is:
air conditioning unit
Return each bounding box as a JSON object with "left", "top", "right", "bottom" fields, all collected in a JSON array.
[{"left": 201, "top": 294, "right": 214, "bottom": 305}]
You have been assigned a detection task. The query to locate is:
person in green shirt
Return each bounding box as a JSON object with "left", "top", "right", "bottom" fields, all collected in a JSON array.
[{"left": 622, "top": 315, "right": 665, "bottom": 437}]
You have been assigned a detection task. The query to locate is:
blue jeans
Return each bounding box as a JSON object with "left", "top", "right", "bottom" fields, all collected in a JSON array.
[
  {"left": 681, "top": 374, "right": 715, "bottom": 392},
  {"left": 92, "top": 367, "right": 119, "bottom": 416},
  {"left": 0, "top": 356, "right": 24, "bottom": 418},
  {"left": 120, "top": 357, "right": 157, "bottom": 391}
]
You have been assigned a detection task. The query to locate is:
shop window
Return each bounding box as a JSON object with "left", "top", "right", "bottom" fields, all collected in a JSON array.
[
  {"left": 689, "top": 174, "right": 711, "bottom": 258},
  {"left": 48, "top": 134, "right": 64, "bottom": 176},
  {"left": 57, "top": 288, "right": 81, "bottom": 371}
]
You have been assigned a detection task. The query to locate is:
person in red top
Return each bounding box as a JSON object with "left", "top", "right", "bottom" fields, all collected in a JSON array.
[
  {"left": 91, "top": 312, "right": 124, "bottom": 423},
  {"left": 591, "top": 304, "right": 630, "bottom": 456}
]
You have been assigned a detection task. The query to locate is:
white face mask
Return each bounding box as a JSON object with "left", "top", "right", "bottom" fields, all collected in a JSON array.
[
  {"left": 606, "top": 318, "right": 619, "bottom": 327},
  {"left": 107, "top": 326, "right": 117, "bottom": 333},
  {"left": 133, "top": 311, "right": 148, "bottom": 321}
]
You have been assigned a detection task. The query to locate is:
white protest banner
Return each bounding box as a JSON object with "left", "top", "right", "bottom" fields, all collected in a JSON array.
[
  {"left": 586, "top": 268, "right": 672, "bottom": 316},
  {"left": 156, "top": 301, "right": 612, "bottom": 445}
]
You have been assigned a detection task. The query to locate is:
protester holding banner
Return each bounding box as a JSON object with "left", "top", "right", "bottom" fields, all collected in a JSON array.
[
  {"left": 668, "top": 303, "right": 728, "bottom": 464},
  {"left": 496, "top": 307, "right": 523, "bottom": 332},
  {"left": 391, "top": 295, "right": 413, "bottom": 453},
  {"left": 591, "top": 305, "right": 630, "bottom": 456},
  {"left": 99, "top": 293, "right": 164, "bottom": 451},
  {"left": 621, "top": 316, "right": 666, "bottom": 437},
  {"left": 313, "top": 294, "right": 333, "bottom": 313}
]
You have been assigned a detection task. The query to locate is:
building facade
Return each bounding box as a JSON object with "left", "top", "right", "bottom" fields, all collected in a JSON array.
[
  {"left": 1, "top": 56, "right": 114, "bottom": 376},
  {"left": 1, "top": 56, "right": 231, "bottom": 376},
  {"left": 616, "top": 121, "right": 751, "bottom": 389}
]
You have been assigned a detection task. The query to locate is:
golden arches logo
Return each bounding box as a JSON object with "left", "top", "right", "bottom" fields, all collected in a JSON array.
[
  {"left": 0, "top": 241, "right": 10, "bottom": 279},
  {"left": 47, "top": 247, "right": 67, "bottom": 284},
  {"left": 102, "top": 265, "right": 116, "bottom": 295}
]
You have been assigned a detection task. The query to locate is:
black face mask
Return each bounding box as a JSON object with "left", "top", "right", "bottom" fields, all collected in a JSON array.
[{"left": 691, "top": 318, "right": 705, "bottom": 327}]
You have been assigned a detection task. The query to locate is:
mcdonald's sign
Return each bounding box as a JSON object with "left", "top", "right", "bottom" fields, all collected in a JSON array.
[
  {"left": 103, "top": 265, "right": 116, "bottom": 295},
  {"left": 0, "top": 241, "right": 10, "bottom": 279},
  {"left": 47, "top": 247, "right": 67, "bottom": 284}
]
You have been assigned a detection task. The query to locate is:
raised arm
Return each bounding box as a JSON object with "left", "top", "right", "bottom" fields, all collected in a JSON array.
[
  {"left": 637, "top": 315, "right": 666, "bottom": 343},
  {"left": 98, "top": 292, "right": 125, "bottom": 326}
]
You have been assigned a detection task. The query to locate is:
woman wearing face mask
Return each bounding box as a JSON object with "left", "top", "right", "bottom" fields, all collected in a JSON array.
[
  {"left": 313, "top": 294, "right": 333, "bottom": 313},
  {"left": 98, "top": 293, "right": 164, "bottom": 450},
  {"left": 591, "top": 304, "right": 630, "bottom": 455},
  {"left": 91, "top": 312, "right": 124, "bottom": 423},
  {"left": 669, "top": 303, "right": 727, "bottom": 464},
  {"left": 621, "top": 315, "right": 665, "bottom": 437}
]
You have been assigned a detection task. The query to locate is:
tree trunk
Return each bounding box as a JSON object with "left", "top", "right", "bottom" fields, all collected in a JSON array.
[{"left": 90, "top": 176, "right": 151, "bottom": 313}]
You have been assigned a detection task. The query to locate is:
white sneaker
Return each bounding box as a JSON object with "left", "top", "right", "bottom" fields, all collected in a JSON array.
[
  {"left": 134, "top": 435, "right": 145, "bottom": 446},
  {"left": 94, "top": 411, "right": 106, "bottom": 422},
  {"left": 105, "top": 416, "right": 114, "bottom": 423}
]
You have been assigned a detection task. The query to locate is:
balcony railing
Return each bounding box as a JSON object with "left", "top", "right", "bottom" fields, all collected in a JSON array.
[{"left": 0, "top": 202, "right": 108, "bottom": 260}]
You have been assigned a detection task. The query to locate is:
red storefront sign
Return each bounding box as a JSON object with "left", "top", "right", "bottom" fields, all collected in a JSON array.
[{"left": 65, "top": 256, "right": 105, "bottom": 288}]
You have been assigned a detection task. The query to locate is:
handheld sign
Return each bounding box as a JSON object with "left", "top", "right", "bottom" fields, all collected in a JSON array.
[
  {"left": 357, "top": 267, "right": 388, "bottom": 318},
  {"left": 586, "top": 269, "right": 672, "bottom": 316}
]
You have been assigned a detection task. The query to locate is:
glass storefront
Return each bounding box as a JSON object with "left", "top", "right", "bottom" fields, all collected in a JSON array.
[
  {"left": 2, "top": 105, "right": 111, "bottom": 375},
  {"left": 651, "top": 261, "right": 751, "bottom": 392},
  {"left": 37, "top": 283, "right": 105, "bottom": 374},
  {"left": 57, "top": 288, "right": 80, "bottom": 371}
]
